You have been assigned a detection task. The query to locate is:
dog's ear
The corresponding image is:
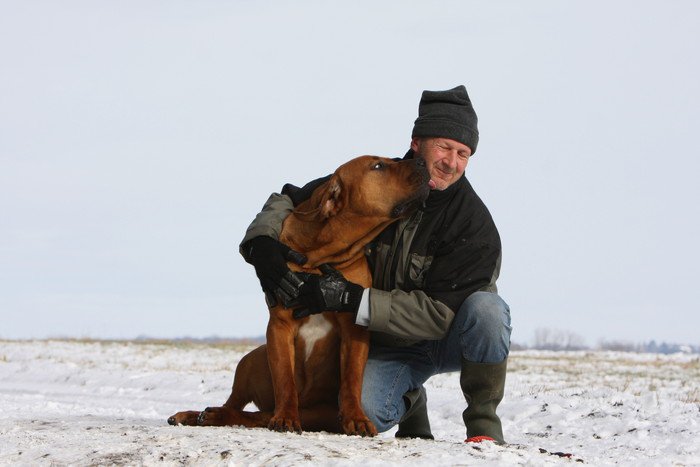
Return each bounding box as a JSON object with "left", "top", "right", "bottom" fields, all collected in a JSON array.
[{"left": 319, "top": 175, "right": 343, "bottom": 218}]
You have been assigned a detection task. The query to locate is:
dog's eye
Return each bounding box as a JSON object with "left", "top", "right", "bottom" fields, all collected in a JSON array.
[{"left": 371, "top": 162, "right": 384, "bottom": 170}]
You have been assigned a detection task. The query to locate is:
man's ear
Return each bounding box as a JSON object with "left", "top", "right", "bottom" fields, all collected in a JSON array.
[
  {"left": 410, "top": 137, "right": 422, "bottom": 153},
  {"left": 319, "top": 175, "right": 343, "bottom": 218}
]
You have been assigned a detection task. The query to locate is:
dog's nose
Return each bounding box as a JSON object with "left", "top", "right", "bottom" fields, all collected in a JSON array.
[{"left": 415, "top": 157, "right": 426, "bottom": 167}]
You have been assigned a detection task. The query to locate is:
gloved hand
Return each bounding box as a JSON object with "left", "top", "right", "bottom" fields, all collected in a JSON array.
[
  {"left": 293, "top": 264, "right": 364, "bottom": 319},
  {"left": 243, "top": 236, "right": 308, "bottom": 307}
]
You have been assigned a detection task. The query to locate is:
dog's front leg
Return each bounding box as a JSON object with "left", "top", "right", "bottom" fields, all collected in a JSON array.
[
  {"left": 266, "top": 310, "right": 302, "bottom": 433},
  {"left": 337, "top": 317, "right": 378, "bottom": 437}
]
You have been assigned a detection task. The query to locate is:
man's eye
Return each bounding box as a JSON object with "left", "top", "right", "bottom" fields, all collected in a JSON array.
[{"left": 372, "top": 162, "right": 384, "bottom": 170}]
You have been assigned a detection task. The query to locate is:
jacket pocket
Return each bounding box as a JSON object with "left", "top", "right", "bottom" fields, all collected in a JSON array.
[{"left": 408, "top": 253, "right": 433, "bottom": 289}]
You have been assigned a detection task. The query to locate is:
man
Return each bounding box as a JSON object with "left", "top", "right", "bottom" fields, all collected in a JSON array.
[{"left": 240, "top": 85, "right": 511, "bottom": 443}]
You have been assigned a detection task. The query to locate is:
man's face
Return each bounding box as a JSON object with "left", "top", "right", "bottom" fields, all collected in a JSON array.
[{"left": 411, "top": 137, "right": 471, "bottom": 191}]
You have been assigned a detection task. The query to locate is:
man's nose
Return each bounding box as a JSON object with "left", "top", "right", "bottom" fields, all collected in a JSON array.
[{"left": 443, "top": 151, "right": 458, "bottom": 168}]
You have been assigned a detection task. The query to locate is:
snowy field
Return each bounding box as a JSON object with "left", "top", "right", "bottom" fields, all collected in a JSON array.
[{"left": 0, "top": 340, "right": 698, "bottom": 466}]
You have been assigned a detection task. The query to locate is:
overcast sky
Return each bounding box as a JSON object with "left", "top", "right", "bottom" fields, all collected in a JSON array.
[{"left": 1, "top": 1, "right": 698, "bottom": 346}]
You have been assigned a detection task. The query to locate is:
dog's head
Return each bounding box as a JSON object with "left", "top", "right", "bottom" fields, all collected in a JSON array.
[
  {"left": 314, "top": 155, "right": 431, "bottom": 220},
  {"left": 286, "top": 156, "right": 432, "bottom": 266}
]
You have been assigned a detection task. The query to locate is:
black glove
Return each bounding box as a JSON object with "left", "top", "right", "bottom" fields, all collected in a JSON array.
[
  {"left": 243, "top": 236, "right": 308, "bottom": 307},
  {"left": 293, "top": 264, "right": 364, "bottom": 319}
]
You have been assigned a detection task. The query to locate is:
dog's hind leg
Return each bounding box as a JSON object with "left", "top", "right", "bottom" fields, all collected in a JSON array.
[
  {"left": 196, "top": 406, "right": 273, "bottom": 427},
  {"left": 223, "top": 344, "right": 275, "bottom": 411},
  {"left": 196, "top": 344, "right": 277, "bottom": 427},
  {"left": 167, "top": 344, "right": 274, "bottom": 427}
]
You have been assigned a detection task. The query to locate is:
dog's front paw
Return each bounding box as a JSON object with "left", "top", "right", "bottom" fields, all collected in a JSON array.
[
  {"left": 268, "top": 413, "right": 302, "bottom": 434},
  {"left": 341, "top": 415, "right": 378, "bottom": 437}
]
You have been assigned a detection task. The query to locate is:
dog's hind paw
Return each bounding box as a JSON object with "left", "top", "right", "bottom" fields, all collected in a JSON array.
[
  {"left": 167, "top": 411, "right": 201, "bottom": 426},
  {"left": 195, "top": 406, "right": 228, "bottom": 426}
]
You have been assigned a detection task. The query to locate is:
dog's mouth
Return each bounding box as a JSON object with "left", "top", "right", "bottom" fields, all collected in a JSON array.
[{"left": 390, "top": 164, "right": 432, "bottom": 218}]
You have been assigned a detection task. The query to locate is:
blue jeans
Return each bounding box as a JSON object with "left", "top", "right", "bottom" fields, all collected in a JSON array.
[{"left": 361, "top": 291, "right": 511, "bottom": 433}]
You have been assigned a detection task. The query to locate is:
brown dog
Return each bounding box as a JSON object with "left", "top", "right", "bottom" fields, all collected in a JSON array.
[{"left": 168, "top": 155, "right": 430, "bottom": 436}]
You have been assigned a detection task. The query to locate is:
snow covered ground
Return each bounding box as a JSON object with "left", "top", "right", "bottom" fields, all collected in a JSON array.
[{"left": 0, "top": 340, "right": 697, "bottom": 466}]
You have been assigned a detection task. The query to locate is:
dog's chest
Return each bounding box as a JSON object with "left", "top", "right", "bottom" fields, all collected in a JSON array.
[{"left": 297, "top": 314, "right": 333, "bottom": 361}]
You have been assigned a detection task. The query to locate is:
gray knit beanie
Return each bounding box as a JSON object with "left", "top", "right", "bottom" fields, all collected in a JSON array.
[{"left": 411, "top": 85, "right": 479, "bottom": 155}]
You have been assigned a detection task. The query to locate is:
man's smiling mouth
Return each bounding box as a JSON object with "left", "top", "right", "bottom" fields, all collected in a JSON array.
[{"left": 434, "top": 166, "right": 454, "bottom": 178}]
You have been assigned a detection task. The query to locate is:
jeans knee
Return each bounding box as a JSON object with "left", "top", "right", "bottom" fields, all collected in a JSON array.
[
  {"left": 463, "top": 292, "right": 510, "bottom": 335},
  {"left": 458, "top": 292, "right": 512, "bottom": 362}
]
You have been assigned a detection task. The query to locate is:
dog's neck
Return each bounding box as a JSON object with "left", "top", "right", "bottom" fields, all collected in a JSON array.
[{"left": 280, "top": 208, "right": 397, "bottom": 271}]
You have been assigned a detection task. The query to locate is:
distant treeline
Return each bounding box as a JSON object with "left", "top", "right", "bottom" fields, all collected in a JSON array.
[
  {"left": 594, "top": 340, "right": 699, "bottom": 354},
  {"left": 510, "top": 328, "right": 699, "bottom": 354}
]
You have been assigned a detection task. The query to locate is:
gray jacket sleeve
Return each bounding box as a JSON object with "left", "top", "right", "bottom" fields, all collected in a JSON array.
[
  {"left": 239, "top": 193, "right": 294, "bottom": 258},
  {"left": 367, "top": 288, "right": 455, "bottom": 345}
]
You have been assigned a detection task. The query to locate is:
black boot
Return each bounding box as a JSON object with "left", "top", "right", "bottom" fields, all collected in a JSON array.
[
  {"left": 395, "top": 386, "right": 434, "bottom": 440},
  {"left": 461, "top": 358, "right": 507, "bottom": 444}
]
